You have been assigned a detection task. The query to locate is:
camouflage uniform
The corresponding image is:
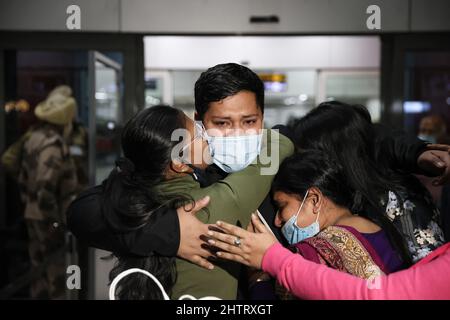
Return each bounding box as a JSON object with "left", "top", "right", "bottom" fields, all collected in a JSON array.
[
  {"left": 18, "top": 123, "right": 79, "bottom": 299},
  {"left": 2, "top": 122, "right": 88, "bottom": 187},
  {"left": 66, "top": 122, "right": 89, "bottom": 189}
]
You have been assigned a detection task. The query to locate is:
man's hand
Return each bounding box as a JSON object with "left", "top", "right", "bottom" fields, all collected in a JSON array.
[
  {"left": 177, "top": 196, "right": 215, "bottom": 270},
  {"left": 418, "top": 144, "right": 450, "bottom": 185}
]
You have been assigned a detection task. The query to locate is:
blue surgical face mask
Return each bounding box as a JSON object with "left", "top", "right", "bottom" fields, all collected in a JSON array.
[
  {"left": 281, "top": 190, "right": 321, "bottom": 244},
  {"left": 207, "top": 133, "right": 263, "bottom": 173},
  {"left": 418, "top": 134, "right": 437, "bottom": 144}
]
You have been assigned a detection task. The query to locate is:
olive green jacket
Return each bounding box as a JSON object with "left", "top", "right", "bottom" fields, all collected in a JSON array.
[{"left": 155, "top": 130, "right": 294, "bottom": 299}]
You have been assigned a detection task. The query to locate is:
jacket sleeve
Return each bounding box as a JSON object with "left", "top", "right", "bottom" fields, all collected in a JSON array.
[
  {"left": 374, "top": 124, "right": 429, "bottom": 175},
  {"left": 262, "top": 242, "right": 450, "bottom": 300},
  {"left": 1, "top": 130, "right": 32, "bottom": 177},
  {"left": 67, "top": 185, "right": 180, "bottom": 257}
]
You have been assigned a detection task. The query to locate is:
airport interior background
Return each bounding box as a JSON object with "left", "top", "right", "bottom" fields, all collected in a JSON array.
[{"left": 0, "top": 0, "right": 449, "bottom": 299}]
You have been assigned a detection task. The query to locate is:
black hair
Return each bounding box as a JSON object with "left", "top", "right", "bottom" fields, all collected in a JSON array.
[
  {"left": 273, "top": 150, "right": 352, "bottom": 209},
  {"left": 194, "top": 63, "right": 265, "bottom": 119},
  {"left": 102, "top": 105, "right": 192, "bottom": 299},
  {"left": 293, "top": 101, "right": 412, "bottom": 266}
]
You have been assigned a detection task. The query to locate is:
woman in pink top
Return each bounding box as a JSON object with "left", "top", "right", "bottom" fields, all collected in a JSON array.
[{"left": 207, "top": 214, "right": 450, "bottom": 300}]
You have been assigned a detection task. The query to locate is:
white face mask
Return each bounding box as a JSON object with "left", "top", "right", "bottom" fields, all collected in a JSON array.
[
  {"left": 207, "top": 133, "right": 263, "bottom": 173},
  {"left": 418, "top": 134, "right": 437, "bottom": 144},
  {"left": 280, "top": 190, "right": 321, "bottom": 244}
]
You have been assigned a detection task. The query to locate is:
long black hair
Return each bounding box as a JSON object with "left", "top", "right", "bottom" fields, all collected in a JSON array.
[
  {"left": 273, "top": 150, "right": 352, "bottom": 209},
  {"left": 293, "top": 101, "right": 412, "bottom": 266},
  {"left": 102, "top": 105, "right": 191, "bottom": 299}
]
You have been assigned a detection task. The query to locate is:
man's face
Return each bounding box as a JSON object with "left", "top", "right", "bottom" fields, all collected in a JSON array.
[
  {"left": 419, "top": 117, "right": 442, "bottom": 137},
  {"left": 201, "top": 90, "right": 263, "bottom": 136}
]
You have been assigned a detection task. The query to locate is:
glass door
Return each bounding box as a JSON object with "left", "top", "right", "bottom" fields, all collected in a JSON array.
[
  {"left": 88, "top": 52, "right": 123, "bottom": 185},
  {"left": 87, "top": 51, "right": 123, "bottom": 299}
]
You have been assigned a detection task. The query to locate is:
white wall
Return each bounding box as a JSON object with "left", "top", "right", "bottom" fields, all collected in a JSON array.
[
  {"left": 144, "top": 36, "right": 380, "bottom": 70},
  {"left": 123, "top": 0, "right": 409, "bottom": 33},
  {"left": 0, "top": 0, "right": 449, "bottom": 33}
]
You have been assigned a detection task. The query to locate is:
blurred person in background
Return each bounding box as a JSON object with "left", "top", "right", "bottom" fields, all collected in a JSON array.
[
  {"left": 1, "top": 96, "right": 88, "bottom": 187},
  {"left": 16, "top": 85, "right": 80, "bottom": 299},
  {"left": 1, "top": 88, "right": 88, "bottom": 298},
  {"left": 418, "top": 114, "right": 450, "bottom": 145}
]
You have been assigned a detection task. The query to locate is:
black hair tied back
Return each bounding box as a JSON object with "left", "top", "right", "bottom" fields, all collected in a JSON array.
[
  {"left": 116, "top": 157, "right": 135, "bottom": 176},
  {"left": 103, "top": 106, "right": 189, "bottom": 299}
]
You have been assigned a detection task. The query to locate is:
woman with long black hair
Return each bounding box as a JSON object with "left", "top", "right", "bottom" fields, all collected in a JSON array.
[
  {"left": 98, "top": 105, "right": 293, "bottom": 299},
  {"left": 206, "top": 150, "right": 419, "bottom": 299},
  {"left": 293, "top": 101, "right": 445, "bottom": 263},
  {"left": 271, "top": 150, "right": 406, "bottom": 273},
  {"left": 103, "top": 105, "right": 190, "bottom": 300}
]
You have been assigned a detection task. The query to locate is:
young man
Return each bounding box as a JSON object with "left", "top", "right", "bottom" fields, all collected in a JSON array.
[{"left": 192, "top": 63, "right": 286, "bottom": 243}]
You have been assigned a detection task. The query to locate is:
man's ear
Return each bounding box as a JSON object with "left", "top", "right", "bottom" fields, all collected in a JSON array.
[{"left": 194, "top": 112, "right": 201, "bottom": 121}]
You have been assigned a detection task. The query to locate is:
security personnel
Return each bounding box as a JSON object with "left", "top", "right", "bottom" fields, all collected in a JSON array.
[{"left": 18, "top": 86, "right": 79, "bottom": 299}]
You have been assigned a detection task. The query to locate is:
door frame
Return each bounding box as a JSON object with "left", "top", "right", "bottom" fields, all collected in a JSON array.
[
  {"left": 0, "top": 50, "right": 5, "bottom": 227},
  {"left": 0, "top": 31, "right": 144, "bottom": 299},
  {"left": 87, "top": 51, "right": 124, "bottom": 300},
  {"left": 88, "top": 51, "right": 123, "bottom": 187}
]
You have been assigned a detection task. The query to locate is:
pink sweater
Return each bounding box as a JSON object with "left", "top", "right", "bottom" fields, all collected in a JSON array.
[{"left": 262, "top": 242, "right": 450, "bottom": 300}]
